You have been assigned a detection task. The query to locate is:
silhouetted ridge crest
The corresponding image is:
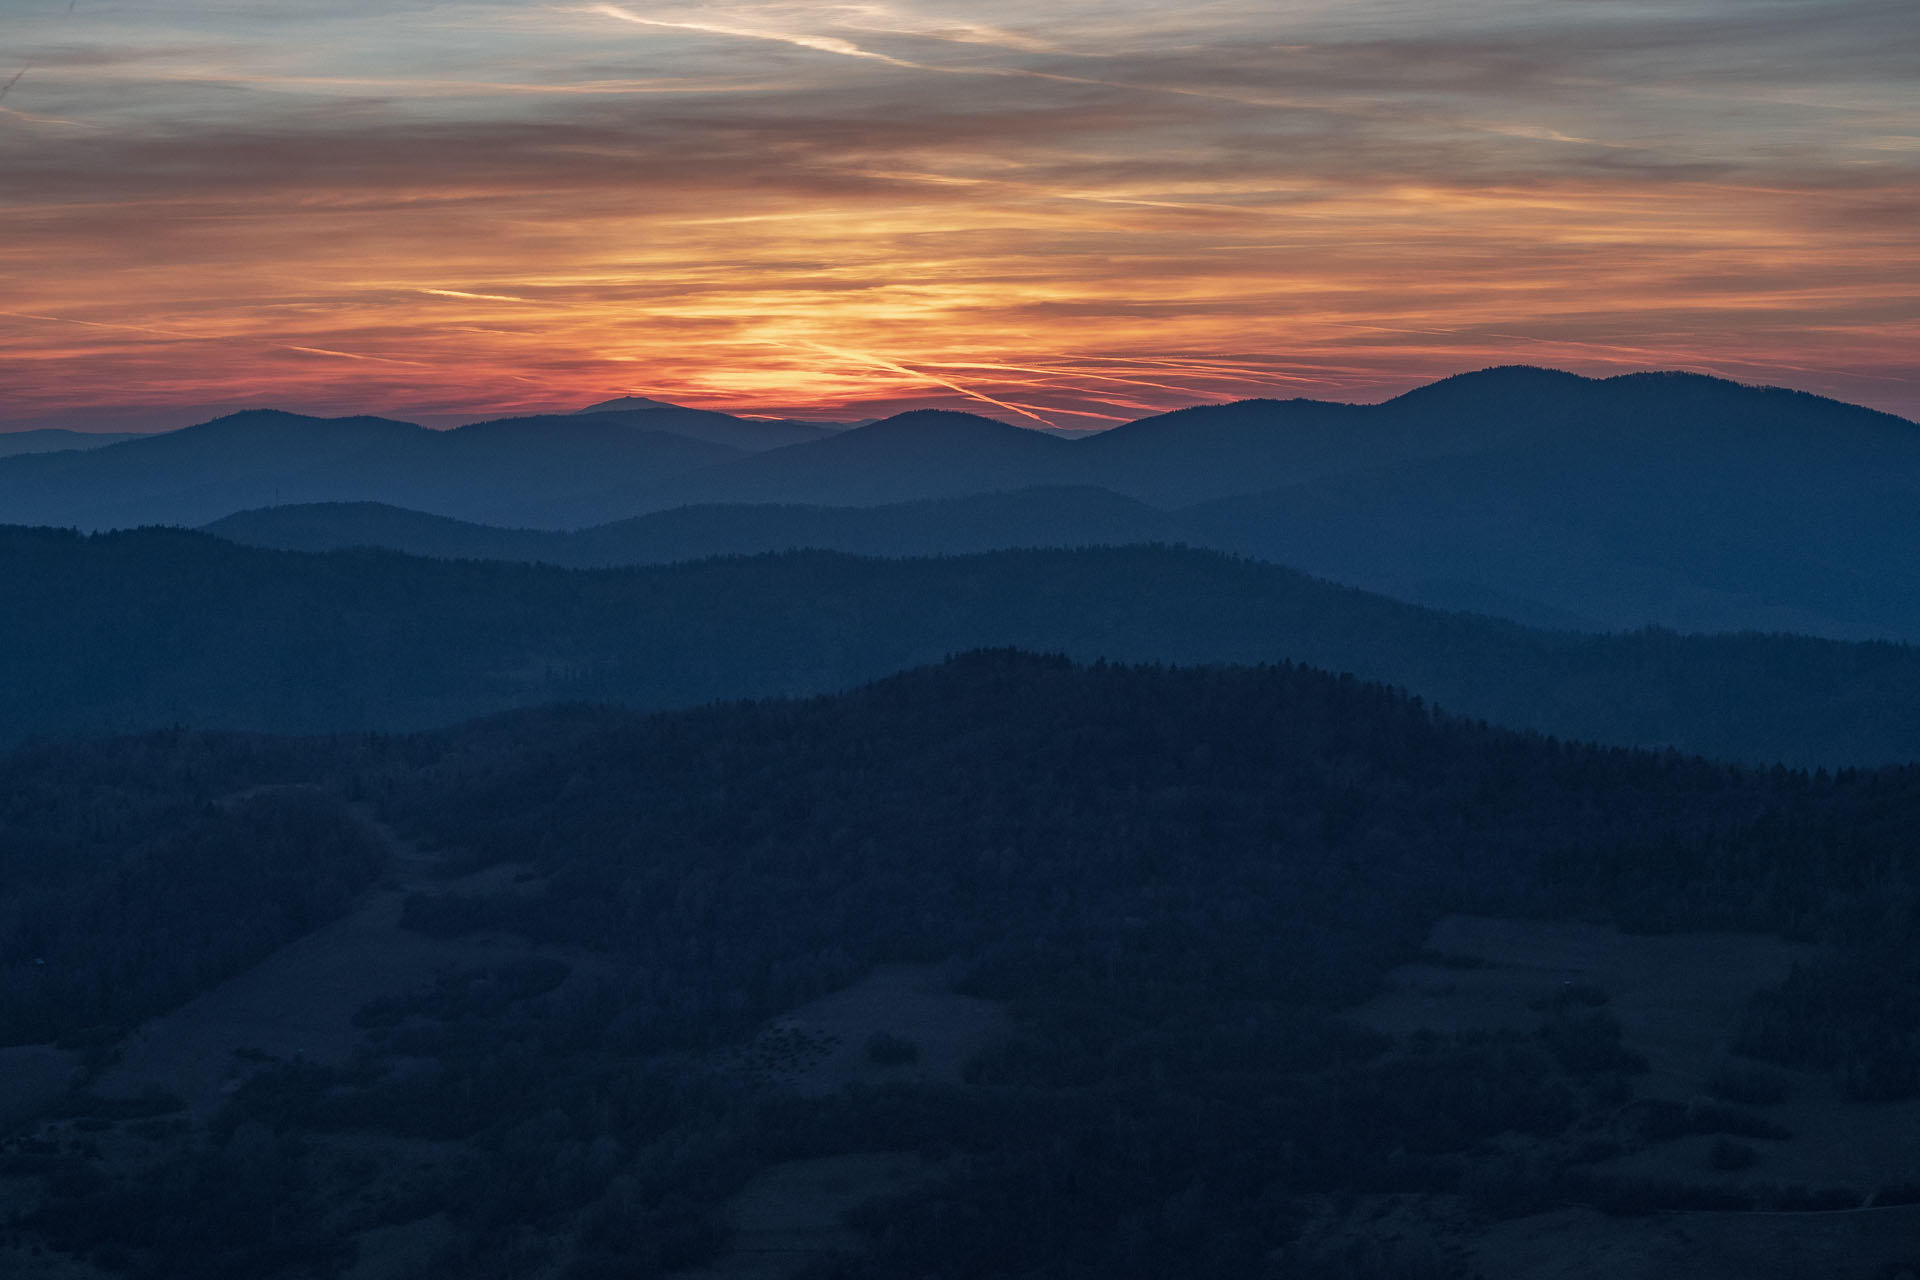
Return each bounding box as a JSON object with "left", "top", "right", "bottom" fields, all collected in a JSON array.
[
  {"left": 574, "top": 395, "right": 685, "bottom": 414},
  {"left": 177, "top": 408, "right": 424, "bottom": 436},
  {"left": 850, "top": 408, "right": 1057, "bottom": 440},
  {"left": 452, "top": 411, "right": 648, "bottom": 438},
  {"left": 1389, "top": 364, "right": 1594, "bottom": 399},
  {"left": 204, "top": 486, "right": 1179, "bottom": 567},
  {"left": 1088, "top": 396, "right": 1348, "bottom": 439}
]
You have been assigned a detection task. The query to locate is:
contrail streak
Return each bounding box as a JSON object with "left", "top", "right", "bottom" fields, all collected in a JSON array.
[
  {"left": 420, "top": 288, "right": 534, "bottom": 303},
  {"left": 1085, "top": 355, "right": 1324, "bottom": 384},
  {"left": 587, "top": 4, "right": 927, "bottom": 69},
  {"left": 780, "top": 340, "right": 1058, "bottom": 426},
  {"left": 285, "top": 345, "right": 429, "bottom": 367},
  {"left": 920, "top": 360, "right": 1225, "bottom": 402},
  {"left": 0, "top": 309, "right": 198, "bottom": 339},
  {"left": 4, "top": 309, "right": 426, "bottom": 372},
  {"left": 2, "top": 0, "right": 85, "bottom": 111},
  {"left": 575, "top": 3, "right": 1368, "bottom": 119},
  {"left": 1038, "top": 406, "right": 1130, "bottom": 422}
]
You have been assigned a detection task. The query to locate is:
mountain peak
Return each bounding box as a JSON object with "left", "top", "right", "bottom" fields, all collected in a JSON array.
[
  {"left": 172, "top": 409, "right": 426, "bottom": 440},
  {"left": 1385, "top": 365, "right": 1594, "bottom": 405},
  {"left": 575, "top": 395, "right": 685, "bottom": 415}
]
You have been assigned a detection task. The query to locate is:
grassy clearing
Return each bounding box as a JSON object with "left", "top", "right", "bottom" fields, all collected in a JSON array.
[
  {"left": 1356, "top": 916, "right": 1920, "bottom": 1279},
  {"left": 735, "top": 962, "right": 1010, "bottom": 1098},
  {"left": 691, "top": 964, "right": 1009, "bottom": 1277},
  {"left": 1354, "top": 915, "right": 1810, "bottom": 1103},
  {"left": 90, "top": 814, "right": 553, "bottom": 1121}
]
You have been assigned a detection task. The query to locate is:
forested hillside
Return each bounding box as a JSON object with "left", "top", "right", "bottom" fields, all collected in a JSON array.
[
  {"left": 2, "top": 654, "right": 1915, "bottom": 1278},
  {"left": 0, "top": 741, "right": 384, "bottom": 1047},
  {"left": 7, "top": 526, "right": 1920, "bottom": 767},
  {"left": 204, "top": 488, "right": 1183, "bottom": 569}
]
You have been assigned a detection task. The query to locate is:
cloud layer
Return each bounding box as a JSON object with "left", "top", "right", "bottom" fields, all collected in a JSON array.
[{"left": 2, "top": 0, "right": 1915, "bottom": 424}]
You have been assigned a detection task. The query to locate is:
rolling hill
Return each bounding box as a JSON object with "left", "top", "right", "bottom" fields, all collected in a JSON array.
[
  {"left": 651, "top": 408, "right": 1080, "bottom": 509},
  {"left": 204, "top": 487, "right": 1185, "bottom": 567},
  {"left": 566, "top": 397, "right": 846, "bottom": 451},
  {"left": 0, "top": 409, "right": 743, "bottom": 530},
  {"left": 6, "top": 526, "right": 1920, "bottom": 766}
]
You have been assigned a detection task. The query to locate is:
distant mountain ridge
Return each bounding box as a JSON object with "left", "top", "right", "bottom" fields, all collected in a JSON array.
[
  {"left": 574, "top": 395, "right": 865, "bottom": 433},
  {"left": 10, "top": 367, "right": 1920, "bottom": 639},
  {"left": 0, "top": 428, "right": 145, "bottom": 458},
  {"left": 206, "top": 487, "right": 1181, "bottom": 569},
  {"left": 6, "top": 527, "right": 1920, "bottom": 768},
  {"left": 557, "top": 400, "right": 845, "bottom": 452},
  {"left": 0, "top": 407, "right": 745, "bottom": 529}
]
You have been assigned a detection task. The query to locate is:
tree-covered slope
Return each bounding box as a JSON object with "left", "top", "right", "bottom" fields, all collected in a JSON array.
[
  {"left": 5, "top": 526, "right": 1920, "bottom": 766},
  {"left": 203, "top": 487, "right": 1183, "bottom": 567},
  {"left": 9, "top": 654, "right": 1917, "bottom": 1279}
]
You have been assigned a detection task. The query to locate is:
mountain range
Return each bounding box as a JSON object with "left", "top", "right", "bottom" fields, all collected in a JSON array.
[{"left": 8, "top": 366, "right": 1918, "bottom": 640}]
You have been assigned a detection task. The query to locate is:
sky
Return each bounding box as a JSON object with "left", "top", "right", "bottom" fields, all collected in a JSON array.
[{"left": 1, "top": 0, "right": 1915, "bottom": 429}]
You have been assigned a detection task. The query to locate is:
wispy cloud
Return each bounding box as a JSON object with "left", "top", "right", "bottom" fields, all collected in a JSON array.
[
  {"left": 0, "top": 0, "right": 1914, "bottom": 423},
  {"left": 834, "top": 6, "right": 1057, "bottom": 54}
]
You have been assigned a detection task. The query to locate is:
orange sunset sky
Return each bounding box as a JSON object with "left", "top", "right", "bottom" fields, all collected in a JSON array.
[{"left": 2, "top": 0, "right": 1916, "bottom": 429}]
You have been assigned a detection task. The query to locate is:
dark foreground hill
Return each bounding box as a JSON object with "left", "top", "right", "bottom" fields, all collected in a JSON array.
[
  {"left": 7, "top": 525, "right": 1920, "bottom": 766},
  {"left": 3, "top": 653, "right": 1917, "bottom": 1279}
]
